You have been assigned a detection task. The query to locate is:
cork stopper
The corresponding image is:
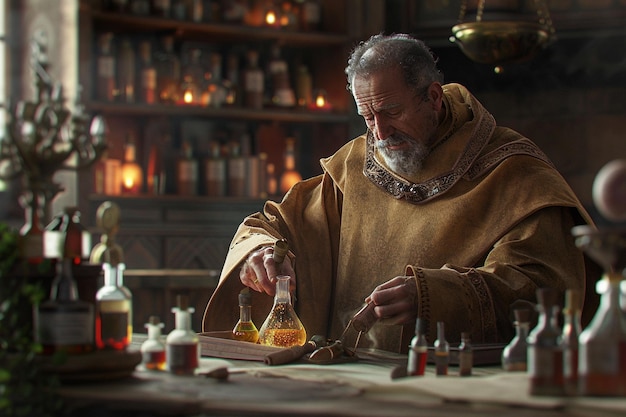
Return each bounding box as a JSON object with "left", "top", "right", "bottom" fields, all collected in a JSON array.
[
  {"left": 148, "top": 315, "right": 161, "bottom": 325},
  {"left": 273, "top": 239, "right": 289, "bottom": 264},
  {"left": 177, "top": 294, "right": 189, "bottom": 310},
  {"left": 513, "top": 308, "right": 531, "bottom": 323},
  {"left": 239, "top": 288, "right": 252, "bottom": 306},
  {"left": 564, "top": 289, "right": 582, "bottom": 313},
  {"left": 536, "top": 288, "right": 559, "bottom": 308}
]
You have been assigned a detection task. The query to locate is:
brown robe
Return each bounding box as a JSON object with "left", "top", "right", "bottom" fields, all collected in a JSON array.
[{"left": 203, "top": 83, "right": 595, "bottom": 353}]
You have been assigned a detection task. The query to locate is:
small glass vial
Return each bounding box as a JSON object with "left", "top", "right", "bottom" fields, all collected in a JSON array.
[
  {"left": 561, "top": 289, "right": 582, "bottom": 396},
  {"left": 502, "top": 308, "right": 532, "bottom": 371},
  {"left": 166, "top": 295, "right": 200, "bottom": 375},
  {"left": 407, "top": 318, "right": 428, "bottom": 376},
  {"left": 141, "top": 316, "right": 166, "bottom": 371},
  {"left": 578, "top": 273, "right": 626, "bottom": 396},
  {"left": 434, "top": 321, "right": 449, "bottom": 376},
  {"left": 232, "top": 288, "right": 259, "bottom": 343},
  {"left": 528, "top": 288, "right": 564, "bottom": 396},
  {"left": 458, "top": 332, "right": 473, "bottom": 377},
  {"left": 258, "top": 275, "right": 307, "bottom": 348},
  {"left": 96, "top": 262, "right": 132, "bottom": 350}
]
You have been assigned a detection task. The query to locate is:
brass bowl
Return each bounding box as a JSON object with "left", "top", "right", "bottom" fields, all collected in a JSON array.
[{"left": 450, "top": 21, "right": 550, "bottom": 65}]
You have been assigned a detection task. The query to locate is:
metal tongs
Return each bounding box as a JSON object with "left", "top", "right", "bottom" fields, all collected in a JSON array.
[{"left": 339, "top": 301, "right": 378, "bottom": 353}]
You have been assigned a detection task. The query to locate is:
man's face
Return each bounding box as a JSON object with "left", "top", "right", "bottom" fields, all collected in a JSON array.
[{"left": 352, "top": 68, "right": 440, "bottom": 177}]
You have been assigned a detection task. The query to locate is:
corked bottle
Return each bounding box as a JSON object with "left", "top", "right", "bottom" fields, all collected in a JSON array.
[{"left": 502, "top": 308, "right": 532, "bottom": 371}]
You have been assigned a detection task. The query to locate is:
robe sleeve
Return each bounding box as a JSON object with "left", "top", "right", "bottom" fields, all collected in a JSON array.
[{"left": 405, "top": 205, "right": 585, "bottom": 344}]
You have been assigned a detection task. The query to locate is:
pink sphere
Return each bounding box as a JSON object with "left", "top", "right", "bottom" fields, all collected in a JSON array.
[{"left": 592, "top": 159, "right": 626, "bottom": 222}]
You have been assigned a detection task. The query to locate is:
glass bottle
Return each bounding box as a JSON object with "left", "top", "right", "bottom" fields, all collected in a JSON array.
[
  {"left": 117, "top": 37, "right": 136, "bottom": 103},
  {"left": 298, "top": 0, "right": 321, "bottom": 31},
  {"left": 266, "top": 162, "right": 278, "bottom": 197},
  {"left": 152, "top": 0, "right": 171, "bottom": 17},
  {"left": 141, "top": 315, "right": 167, "bottom": 371},
  {"left": 267, "top": 43, "right": 295, "bottom": 108},
  {"left": 243, "top": 49, "right": 264, "bottom": 109},
  {"left": 227, "top": 139, "right": 246, "bottom": 197},
  {"left": 502, "top": 308, "right": 531, "bottom": 371},
  {"left": 204, "top": 140, "right": 227, "bottom": 197},
  {"left": 180, "top": 48, "right": 203, "bottom": 105},
  {"left": 296, "top": 65, "right": 312, "bottom": 108},
  {"left": 434, "top": 321, "right": 449, "bottom": 376},
  {"left": 155, "top": 35, "right": 181, "bottom": 104},
  {"left": 279, "top": 136, "right": 302, "bottom": 194},
  {"left": 203, "top": 52, "right": 227, "bottom": 108},
  {"left": 527, "top": 288, "right": 564, "bottom": 396},
  {"left": 224, "top": 52, "right": 241, "bottom": 107},
  {"left": 561, "top": 289, "right": 582, "bottom": 396},
  {"left": 458, "top": 332, "right": 473, "bottom": 377},
  {"left": 96, "top": 262, "right": 132, "bottom": 350},
  {"left": 177, "top": 140, "right": 198, "bottom": 196},
  {"left": 578, "top": 272, "right": 626, "bottom": 396},
  {"left": 36, "top": 230, "right": 95, "bottom": 355},
  {"left": 138, "top": 40, "right": 157, "bottom": 104},
  {"left": 96, "top": 32, "right": 116, "bottom": 102},
  {"left": 121, "top": 135, "right": 143, "bottom": 194},
  {"left": 407, "top": 318, "right": 428, "bottom": 377},
  {"left": 258, "top": 275, "right": 306, "bottom": 348},
  {"left": 232, "top": 288, "right": 259, "bottom": 343},
  {"left": 166, "top": 294, "right": 200, "bottom": 375}
]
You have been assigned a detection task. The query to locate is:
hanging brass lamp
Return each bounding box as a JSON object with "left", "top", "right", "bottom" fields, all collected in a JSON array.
[{"left": 450, "top": 0, "right": 556, "bottom": 69}]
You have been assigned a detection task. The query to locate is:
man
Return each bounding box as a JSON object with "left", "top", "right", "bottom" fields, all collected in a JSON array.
[{"left": 203, "top": 33, "right": 594, "bottom": 353}]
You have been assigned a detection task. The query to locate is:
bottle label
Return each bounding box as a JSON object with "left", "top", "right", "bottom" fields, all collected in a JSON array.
[
  {"left": 178, "top": 161, "right": 198, "bottom": 181},
  {"left": 142, "top": 68, "right": 157, "bottom": 89},
  {"left": 245, "top": 71, "right": 264, "bottom": 93},
  {"left": 98, "top": 57, "right": 115, "bottom": 78},
  {"left": 167, "top": 343, "right": 199, "bottom": 374},
  {"left": 37, "top": 309, "right": 94, "bottom": 345}
]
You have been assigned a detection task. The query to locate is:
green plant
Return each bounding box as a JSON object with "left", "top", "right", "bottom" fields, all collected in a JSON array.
[{"left": 0, "top": 224, "right": 64, "bottom": 416}]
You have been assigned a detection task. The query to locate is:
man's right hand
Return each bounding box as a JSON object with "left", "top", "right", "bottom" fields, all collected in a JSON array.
[{"left": 239, "top": 245, "right": 296, "bottom": 296}]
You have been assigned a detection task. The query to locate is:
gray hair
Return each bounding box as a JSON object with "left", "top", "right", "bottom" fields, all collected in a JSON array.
[{"left": 345, "top": 33, "right": 444, "bottom": 97}]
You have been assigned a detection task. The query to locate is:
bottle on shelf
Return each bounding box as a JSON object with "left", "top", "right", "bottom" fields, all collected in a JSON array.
[
  {"left": 434, "top": 321, "right": 449, "bottom": 376},
  {"left": 227, "top": 139, "right": 246, "bottom": 197},
  {"left": 155, "top": 35, "right": 181, "bottom": 104},
  {"left": 407, "top": 318, "right": 428, "bottom": 377},
  {"left": 180, "top": 48, "right": 204, "bottom": 105},
  {"left": 129, "top": 0, "right": 151, "bottom": 15},
  {"left": 578, "top": 272, "right": 626, "bottom": 396},
  {"left": 297, "top": 0, "right": 322, "bottom": 31},
  {"left": 121, "top": 135, "right": 144, "bottom": 194},
  {"left": 279, "top": 136, "right": 302, "bottom": 195},
  {"left": 561, "top": 289, "right": 583, "bottom": 396},
  {"left": 458, "top": 332, "right": 473, "bottom": 377},
  {"left": 177, "top": 139, "right": 199, "bottom": 196},
  {"left": 267, "top": 43, "right": 295, "bottom": 108},
  {"left": 224, "top": 52, "right": 241, "bottom": 106},
  {"left": 138, "top": 40, "right": 157, "bottom": 104},
  {"left": 202, "top": 52, "right": 227, "bottom": 108},
  {"left": 95, "top": 262, "right": 133, "bottom": 350},
  {"left": 96, "top": 32, "right": 116, "bottom": 102},
  {"left": 36, "top": 216, "right": 95, "bottom": 355},
  {"left": 258, "top": 275, "right": 307, "bottom": 348},
  {"left": 204, "top": 140, "right": 227, "bottom": 197},
  {"left": 232, "top": 288, "right": 259, "bottom": 343},
  {"left": 266, "top": 162, "right": 278, "bottom": 198},
  {"left": 117, "top": 37, "right": 136, "bottom": 103},
  {"left": 527, "top": 288, "right": 564, "bottom": 396},
  {"left": 243, "top": 49, "right": 264, "bottom": 109},
  {"left": 171, "top": 0, "right": 188, "bottom": 19},
  {"left": 296, "top": 65, "right": 313, "bottom": 108},
  {"left": 152, "top": 0, "right": 171, "bottom": 17},
  {"left": 166, "top": 294, "right": 200, "bottom": 375},
  {"left": 141, "top": 315, "right": 167, "bottom": 371},
  {"left": 501, "top": 308, "right": 532, "bottom": 372}
]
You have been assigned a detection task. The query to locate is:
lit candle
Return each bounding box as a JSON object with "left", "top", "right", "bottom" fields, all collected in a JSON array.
[{"left": 310, "top": 90, "right": 332, "bottom": 111}]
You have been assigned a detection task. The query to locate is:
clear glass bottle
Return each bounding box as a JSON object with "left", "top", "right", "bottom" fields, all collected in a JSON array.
[
  {"left": 578, "top": 273, "right": 626, "bottom": 396},
  {"left": 96, "top": 32, "right": 116, "bottom": 102},
  {"left": 227, "top": 139, "right": 246, "bottom": 198},
  {"left": 561, "top": 289, "right": 583, "bottom": 396},
  {"left": 242, "top": 49, "right": 264, "bottom": 109},
  {"left": 166, "top": 294, "right": 200, "bottom": 375},
  {"left": 96, "top": 262, "right": 132, "bottom": 350},
  {"left": 36, "top": 230, "right": 95, "bottom": 355},
  {"left": 155, "top": 35, "right": 181, "bottom": 104},
  {"left": 407, "top": 318, "right": 428, "bottom": 376},
  {"left": 502, "top": 308, "right": 531, "bottom": 371},
  {"left": 232, "top": 288, "right": 259, "bottom": 343},
  {"left": 204, "top": 140, "right": 227, "bottom": 197},
  {"left": 258, "top": 275, "right": 307, "bottom": 348},
  {"left": 141, "top": 315, "right": 167, "bottom": 371},
  {"left": 177, "top": 140, "right": 198, "bottom": 196},
  {"left": 458, "top": 332, "right": 473, "bottom": 376},
  {"left": 434, "top": 321, "right": 449, "bottom": 376},
  {"left": 180, "top": 48, "right": 203, "bottom": 105},
  {"left": 138, "top": 40, "right": 157, "bottom": 104},
  {"left": 279, "top": 136, "right": 302, "bottom": 194},
  {"left": 527, "top": 288, "right": 564, "bottom": 396},
  {"left": 203, "top": 52, "right": 227, "bottom": 108},
  {"left": 117, "top": 37, "right": 136, "bottom": 103}
]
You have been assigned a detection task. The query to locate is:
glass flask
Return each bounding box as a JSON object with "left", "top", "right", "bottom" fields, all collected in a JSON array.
[
  {"left": 232, "top": 288, "right": 259, "bottom": 343},
  {"left": 141, "top": 315, "right": 166, "bottom": 371},
  {"left": 434, "top": 321, "right": 449, "bottom": 376},
  {"left": 96, "top": 262, "right": 132, "bottom": 350},
  {"left": 573, "top": 225, "right": 626, "bottom": 397},
  {"left": 502, "top": 308, "right": 532, "bottom": 371},
  {"left": 561, "top": 289, "right": 583, "bottom": 396},
  {"left": 258, "top": 275, "right": 307, "bottom": 348},
  {"left": 166, "top": 294, "right": 199, "bottom": 375},
  {"left": 407, "top": 318, "right": 428, "bottom": 376},
  {"left": 527, "top": 288, "right": 563, "bottom": 396},
  {"left": 458, "top": 332, "right": 473, "bottom": 377}
]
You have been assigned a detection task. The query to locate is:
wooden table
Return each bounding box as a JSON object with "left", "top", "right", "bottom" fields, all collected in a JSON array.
[{"left": 55, "top": 338, "right": 626, "bottom": 417}]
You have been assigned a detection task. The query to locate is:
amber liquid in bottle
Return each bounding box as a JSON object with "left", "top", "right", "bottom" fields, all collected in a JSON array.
[
  {"left": 258, "top": 275, "right": 306, "bottom": 348},
  {"left": 166, "top": 295, "right": 199, "bottom": 375},
  {"left": 233, "top": 288, "right": 259, "bottom": 343}
]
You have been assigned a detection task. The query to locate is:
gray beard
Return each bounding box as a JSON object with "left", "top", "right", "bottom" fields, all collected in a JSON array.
[{"left": 377, "top": 135, "right": 430, "bottom": 177}]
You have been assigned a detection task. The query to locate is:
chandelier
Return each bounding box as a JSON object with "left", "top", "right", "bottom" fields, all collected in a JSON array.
[{"left": 449, "top": 0, "right": 556, "bottom": 71}]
